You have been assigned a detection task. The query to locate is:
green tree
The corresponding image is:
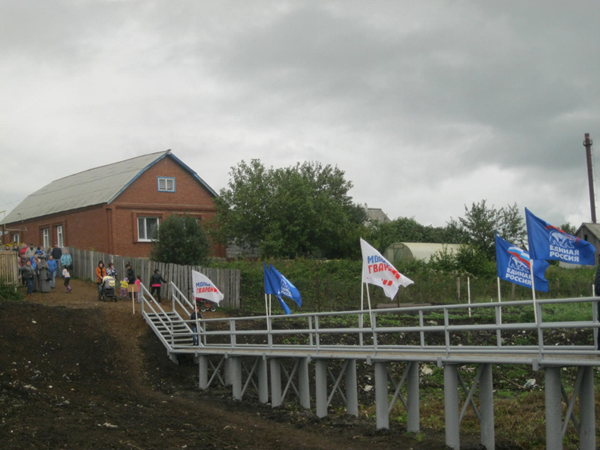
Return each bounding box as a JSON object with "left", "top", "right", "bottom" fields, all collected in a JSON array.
[
  {"left": 151, "top": 214, "right": 210, "bottom": 265},
  {"left": 560, "top": 222, "right": 577, "bottom": 235},
  {"left": 458, "top": 200, "right": 525, "bottom": 260},
  {"left": 214, "top": 159, "right": 366, "bottom": 259}
]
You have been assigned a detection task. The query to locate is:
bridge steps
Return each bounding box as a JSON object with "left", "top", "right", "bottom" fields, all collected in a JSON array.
[{"left": 146, "top": 311, "right": 195, "bottom": 346}]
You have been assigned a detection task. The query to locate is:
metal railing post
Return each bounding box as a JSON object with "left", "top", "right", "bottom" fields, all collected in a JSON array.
[
  {"left": 267, "top": 317, "right": 273, "bottom": 349},
  {"left": 444, "top": 308, "right": 450, "bottom": 354},
  {"left": 419, "top": 311, "right": 425, "bottom": 348}
]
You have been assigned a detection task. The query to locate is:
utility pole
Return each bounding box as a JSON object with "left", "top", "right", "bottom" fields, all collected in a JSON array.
[{"left": 584, "top": 133, "right": 596, "bottom": 223}]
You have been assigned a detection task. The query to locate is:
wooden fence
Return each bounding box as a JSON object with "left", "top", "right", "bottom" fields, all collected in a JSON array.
[
  {"left": 0, "top": 251, "right": 19, "bottom": 286},
  {"left": 67, "top": 248, "right": 241, "bottom": 309}
]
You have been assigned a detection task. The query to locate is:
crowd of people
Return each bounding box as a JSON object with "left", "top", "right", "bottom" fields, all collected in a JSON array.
[
  {"left": 95, "top": 260, "right": 143, "bottom": 302},
  {"left": 8, "top": 242, "right": 73, "bottom": 295},
  {"left": 6, "top": 243, "right": 168, "bottom": 304}
]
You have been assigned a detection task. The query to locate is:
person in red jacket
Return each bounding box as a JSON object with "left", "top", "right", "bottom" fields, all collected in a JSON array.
[{"left": 96, "top": 261, "right": 106, "bottom": 301}]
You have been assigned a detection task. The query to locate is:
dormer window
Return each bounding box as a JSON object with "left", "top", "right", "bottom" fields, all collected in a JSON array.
[{"left": 158, "top": 177, "right": 175, "bottom": 192}]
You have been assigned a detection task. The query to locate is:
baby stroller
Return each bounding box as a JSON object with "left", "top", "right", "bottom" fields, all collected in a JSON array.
[
  {"left": 100, "top": 276, "right": 117, "bottom": 302},
  {"left": 196, "top": 298, "right": 217, "bottom": 312}
]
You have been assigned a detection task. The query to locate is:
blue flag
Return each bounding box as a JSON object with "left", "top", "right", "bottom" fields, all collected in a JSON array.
[
  {"left": 495, "top": 233, "right": 549, "bottom": 292},
  {"left": 263, "top": 263, "right": 291, "bottom": 315},
  {"left": 269, "top": 264, "right": 302, "bottom": 307},
  {"left": 525, "top": 208, "right": 596, "bottom": 265}
]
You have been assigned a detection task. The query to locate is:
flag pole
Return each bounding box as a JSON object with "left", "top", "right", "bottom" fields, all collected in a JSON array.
[
  {"left": 467, "top": 276, "right": 471, "bottom": 318},
  {"left": 264, "top": 293, "right": 271, "bottom": 332},
  {"left": 529, "top": 260, "right": 539, "bottom": 324},
  {"left": 496, "top": 277, "right": 503, "bottom": 324},
  {"left": 359, "top": 281, "right": 364, "bottom": 346},
  {"left": 365, "top": 282, "right": 374, "bottom": 330}
]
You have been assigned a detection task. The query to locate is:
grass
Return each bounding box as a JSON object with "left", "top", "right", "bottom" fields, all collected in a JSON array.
[
  {"left": 358, "top": 364, "right": 600, "bottom": 450},
  {"left": 0, "top": 283, "right": 23, "bottom": 302}
]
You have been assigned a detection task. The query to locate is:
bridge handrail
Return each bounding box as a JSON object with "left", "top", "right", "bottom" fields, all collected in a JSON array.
[
  {"left": 140, "top": 282, "right": 180, "bottom": 349},
  {"left": 172, "top": 296, "right": 600, "bottom": 360},
  {"left": 169, "top": 281, "right": 195, "bottom": 316}
]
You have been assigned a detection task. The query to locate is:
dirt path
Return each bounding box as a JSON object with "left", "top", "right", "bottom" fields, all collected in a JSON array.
[{"left": 1, "top": 279, "right": 491, "bottom": 450}]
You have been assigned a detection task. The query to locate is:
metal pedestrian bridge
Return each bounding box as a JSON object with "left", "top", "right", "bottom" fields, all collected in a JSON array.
[{"left": 140, "top": 282, "right": 599, "bottom": 450}]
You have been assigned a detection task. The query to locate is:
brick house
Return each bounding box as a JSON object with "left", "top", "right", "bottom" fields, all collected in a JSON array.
[{"left": 2, "top": 150, "right": 225, "bottom": 258}]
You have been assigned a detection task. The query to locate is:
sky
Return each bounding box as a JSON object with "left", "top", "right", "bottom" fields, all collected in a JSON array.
[{"left": 1, "top": 1, "right": 599, "bottom": 230}]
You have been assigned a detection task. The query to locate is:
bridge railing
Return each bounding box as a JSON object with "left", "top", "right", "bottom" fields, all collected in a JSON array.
[{"left": 170, "top": 296, "right": 600, "bottom": 361}]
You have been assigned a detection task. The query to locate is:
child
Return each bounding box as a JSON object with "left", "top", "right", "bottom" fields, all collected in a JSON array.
[
  {"left": 63, "top": 266, "right": 71, "bottom": 293},
  {"left": 135, "top": 275, "right": 141, "bottom": 303},
  {"left": 120, "top": 277, "right": 129, "bottom": 300}
]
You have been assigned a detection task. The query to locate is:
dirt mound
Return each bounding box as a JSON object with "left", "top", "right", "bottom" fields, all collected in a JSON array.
[{"left": 0, "top": 279, "right": 494, "bottom": 449}]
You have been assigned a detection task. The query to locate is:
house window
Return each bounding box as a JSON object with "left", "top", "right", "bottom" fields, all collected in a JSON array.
[
  {"left": 157, "top": 177, "right": 175, "bottom": 192},
  {"left": 13, "top": 234, "right": 19, "bottom": 244},
  {"left": 138, "top": 217, "right": 159, "bottom": 241},
  {"left": 42, "top": 228, "right": 50, "bottom": 248},
  {"left": 56, "top": 225, "right": 64, "bottom": 247}
]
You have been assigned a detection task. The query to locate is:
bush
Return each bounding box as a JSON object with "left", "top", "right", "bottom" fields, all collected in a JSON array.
[
  {"left": 151, "top": 214, "right": 210, "bottom": 265},
  {"left": 0, "top": 284, "right": 23, "bottom": 302},
  {"left": 211, "top": 258, "right": 597, "bottom": 313}
]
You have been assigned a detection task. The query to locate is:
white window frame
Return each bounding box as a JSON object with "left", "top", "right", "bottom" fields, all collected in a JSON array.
[
  {"left": 157, "top": 177, "right": 176, "bottom": 192},
  {"left": 138, "top": 217, "right": 159, "bottom": 242},
  {"left": 42, "top": 228, "right": 50, "bottom": 248},
  {"left": 56, "top": 225, "right": 64, "bottom": 247},
  {"left": 13, "top": 234, "right": 19, "bottom": 244}
]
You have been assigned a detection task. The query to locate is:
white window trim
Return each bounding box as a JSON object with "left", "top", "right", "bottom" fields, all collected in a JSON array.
[
  {"left": 13, "top": 234, "right": 19, "bottom": 244},
  {"left": 56, "top": 225, "right": 64, "bottom": 247},
  {"left": 157, "top": 176, "right": 176, "bottom": 192},
  {"left": 42, "top": 228, "right": 50, "bottom": 248},
  {"left": 138, "top": 217, "right": 160, "bottom": 242}
]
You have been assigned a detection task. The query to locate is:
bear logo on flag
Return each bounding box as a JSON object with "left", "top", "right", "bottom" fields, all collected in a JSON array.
[
  {"left": 507, "top": 247, "right": 530, "bottom": 272},
  {"left": 549, "top": 230, "right": 577, "bottom": 249}
]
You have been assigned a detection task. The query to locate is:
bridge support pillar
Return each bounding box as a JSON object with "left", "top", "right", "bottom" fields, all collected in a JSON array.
[
  {"left": 258, "top": 356, "right": 269, "bottom": 404},
  {"left": 480, "top": 363, "right": 495, "bottom": 450},
  {"left": 375, "top": 361, "right": 389, "bottom": 430},
  {"left": 231, "top": 357, "right": 242, "bottom": 400},
  {"left": 198, "top": 355, "right": 208, "bottom": 390},
  {"left": 316, "top": 359, "right": 328, "bottom": 418},
  {"left": 270, "top": 358, "right": 282, "bottom": 407},
  {"left": 407, "top": 361, "right": 420, "bottom": 433},
  {"left": 298, "top": 357, "right": 311, "bottom": 410},
  {"left": 545, "top": 367, "right": 563, "bottom": 450},
  {"left": 444, "top": 364, "right": 460, "bottom": 450},
  {"left": 346, "top": 359, "right": 358, "bottom": 417},
  {"left": 224, "top": 357, "right": 232, "bottom": 387},
  {"left": 579, "top": 366, "right": 596, "bottom": 450}
]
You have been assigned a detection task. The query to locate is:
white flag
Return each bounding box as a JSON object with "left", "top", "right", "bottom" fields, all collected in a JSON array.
[
  {"left": 360, "top": 238, "right": 414, "bottom": 299},
  {"left": 192, "top": 270, "right": 224, "bottom": 304}
]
